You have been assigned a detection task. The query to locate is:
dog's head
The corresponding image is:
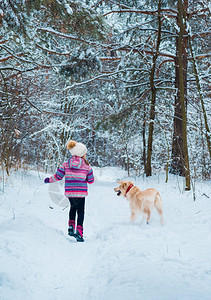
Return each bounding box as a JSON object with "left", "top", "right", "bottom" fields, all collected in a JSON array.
[{"left": 114, "top": 180, "right": 134, "bottom": 197}]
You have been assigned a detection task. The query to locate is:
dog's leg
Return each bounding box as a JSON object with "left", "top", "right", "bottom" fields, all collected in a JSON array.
[
  {"left": 143, "top": 208, "right": 151, "bottom": 224},
  {"left": 130, "top": 211, "right": 136, "bottom": 221},
  {"left": 146, "top": 211, "right": 151, "bottom": 224}
]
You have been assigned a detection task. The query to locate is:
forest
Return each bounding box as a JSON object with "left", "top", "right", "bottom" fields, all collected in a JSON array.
[
  {"left": 0, "top": 0, "right": 210, "bottom": 190},
  {"left": 0, "top": 2, "right": 211, "bottom": 299}
]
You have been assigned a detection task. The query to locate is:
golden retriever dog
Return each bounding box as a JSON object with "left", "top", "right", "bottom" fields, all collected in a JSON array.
[{"left": 114, "top": 180, "right": 164, "bottom": 224}]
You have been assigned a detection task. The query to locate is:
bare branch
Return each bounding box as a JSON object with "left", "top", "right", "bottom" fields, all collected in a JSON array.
[
  {"left": 187, "top": 8, "right": 210, "bottom": 17},
  {"left": 103, "top": 8, "right": 177, "bottom": 18},
  {"left": 36, "top": 27, "right": 99, "bottom": 46},
  {"left": 35, "top": 44, "right": 72, "bottom": 56},
  {"left": 99, "top": 56, "right": 121, "bottom": 61},
  {"left": 24, "top": 98, "right": 43, "bottom": 114},
  {"left": 0, "top": 40, "right": 8, "bottom": 44},
  {"left": 0, "top": 53, "right": 24, "bottom": 62},
  {"left": 0, "top": 45, "right": 51, "bottom": 68},
  {"left": 194, "top": 53, "right": 211, "bottom": 60},
  {"left": 156, "top": 59, "right": 175, "bottom": 76},
  {"left": 63, "top": 68, "right": 151, "bottom": 91}
]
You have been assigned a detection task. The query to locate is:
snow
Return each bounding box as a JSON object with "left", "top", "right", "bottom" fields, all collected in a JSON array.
[
  {"left": 65, "top": 4, "right": 73, "bottom": 15},
  {"left": 0, "top": 168, "right": 211, "bottom": 300}
]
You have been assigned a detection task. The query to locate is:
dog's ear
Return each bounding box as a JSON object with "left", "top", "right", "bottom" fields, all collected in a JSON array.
[
  {"left": 117, "top": 180, "right": 123, "bottom": 184},
  {"left": 122, "top": 182, "right": 127, "bottom": 189}
]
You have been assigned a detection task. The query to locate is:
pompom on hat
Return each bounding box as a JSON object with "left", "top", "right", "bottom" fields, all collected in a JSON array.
[{"left": 66, "top": 140, "right": 87, "bottom": 157}]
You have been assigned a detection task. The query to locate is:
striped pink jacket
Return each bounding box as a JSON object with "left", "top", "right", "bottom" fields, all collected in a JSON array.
[{"left": 49, "top": 156, "right": 94, "bottom": 198}]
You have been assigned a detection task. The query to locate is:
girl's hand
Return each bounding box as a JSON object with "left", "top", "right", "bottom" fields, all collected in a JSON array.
[{"left": 44, "top": 178, "right": 50, "bottom": 183}]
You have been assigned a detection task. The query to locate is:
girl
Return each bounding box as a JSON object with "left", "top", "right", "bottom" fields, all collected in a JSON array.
[{"left": 44, "top": 140, "right": 94, "bottom": 242}]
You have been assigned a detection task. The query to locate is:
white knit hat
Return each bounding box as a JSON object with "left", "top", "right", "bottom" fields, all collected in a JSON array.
[{"left": 66, "top": 140, "right": 87, "bottom": 157}]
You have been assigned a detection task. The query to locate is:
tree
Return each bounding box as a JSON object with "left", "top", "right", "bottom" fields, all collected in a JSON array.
[
  {"left": 176, "top": 0, "right": 190, "bottom": 190},
  {"left": 170, "top": 0, "right": 210, "bottom": 185},
  {"left": 145, "top": 0, "right": 162, "bottom": 177}
]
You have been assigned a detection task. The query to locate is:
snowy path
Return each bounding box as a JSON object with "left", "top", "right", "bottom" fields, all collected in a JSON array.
[{"left": 0, "top": 168, "right": 211, "bottom": 300}]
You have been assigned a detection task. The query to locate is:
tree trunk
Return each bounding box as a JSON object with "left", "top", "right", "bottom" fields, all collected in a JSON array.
[
  {"left": 170, "top": 55, "right": 184, "bottom": 175},
  {"left": 170, "top": 0, "right": 189, "bottom": 177},
  {"left": 170, "top": 0, "right": 189, "bottom": 176},
  {"left": 145, "top": 0, "right": 162, "bottom": 177},
  {"left": 176, "top": 0, "right": 190, "bottom": 190},
  {"left": 142, "top": 103, "right": 147, "bottom": 173}
]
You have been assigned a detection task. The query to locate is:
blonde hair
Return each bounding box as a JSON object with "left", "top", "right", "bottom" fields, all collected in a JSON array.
[{"left": 83, "top": 157, "right": 90, "bottom": 165}]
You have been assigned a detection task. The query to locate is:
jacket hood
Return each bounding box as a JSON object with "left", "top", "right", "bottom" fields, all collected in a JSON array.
[{"left": 68, "top": 156, "right": 84, "bottom": 169}]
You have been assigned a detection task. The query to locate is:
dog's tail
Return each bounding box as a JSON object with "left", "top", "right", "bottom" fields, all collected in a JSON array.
[{"left": 155, "top": 192, "right": 164, "bottom": 225}]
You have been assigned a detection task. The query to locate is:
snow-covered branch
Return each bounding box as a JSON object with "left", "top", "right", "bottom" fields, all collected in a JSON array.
[
  {"left": 35, "top": 44, "right": 72, "bottom": 56},
  {"left": 36, "top": 27, "right": 100, "bottom": 47},
  {"left": 103, "top": 8, "right": 177, "bottom": 18},
  {"left": 0, "top": 53, "right": 24, "bottom": 63}
]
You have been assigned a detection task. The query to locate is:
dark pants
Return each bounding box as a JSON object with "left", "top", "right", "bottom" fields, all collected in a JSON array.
[{"left": 69, "top": 197, "right": 85, "bottom": 227}]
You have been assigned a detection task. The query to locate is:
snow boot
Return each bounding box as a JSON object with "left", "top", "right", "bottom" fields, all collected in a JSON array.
[
  {"left": 74, "top": 225, "right": 84, "bottom": 242},
  {"left": 68, "top": 220, "right": 75, "bottom": 236}
]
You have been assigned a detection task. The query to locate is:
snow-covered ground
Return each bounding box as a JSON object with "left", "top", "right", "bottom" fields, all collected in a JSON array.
[{"left": 0, "top": 167, "right": 211, "bottom": 300}]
